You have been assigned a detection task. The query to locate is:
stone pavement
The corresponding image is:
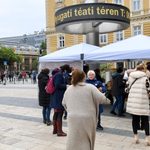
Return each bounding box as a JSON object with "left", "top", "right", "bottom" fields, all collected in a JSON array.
[{"left": 0, "top": 83, "right": 150, "bottom": 150}]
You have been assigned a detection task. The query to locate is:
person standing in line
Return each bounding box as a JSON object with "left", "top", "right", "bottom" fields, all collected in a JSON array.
[
  {"left": 33, "top": 70, "right": 36, "bottom": 84},
  {"left": 62, "top": 69, "right": 106, "bottom": 150},
  {"left": 126, "top": 64, "right": 150, "bottom": 145},
  {"left": 50, "top": 66, "right": 69, "bottom": 136},
  {"left": 85, "top": 70, "right": 107, "bottom": 130},
  {"left": 38, "top": 68, "right": 51, "bottom": 126},
  {"left": 63, "top": 67, "right": 74, "bottom": 120},
  {"left": 110, "top": 68, "right": 125, "bottom": 116}
]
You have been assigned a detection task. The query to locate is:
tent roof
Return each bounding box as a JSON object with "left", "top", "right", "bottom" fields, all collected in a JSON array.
[
  {"left": 85, "top": 34, "right": 150, "bottom": 63},
  {"left": 39, "top": 43, "right": 99, "bottom": 63}
]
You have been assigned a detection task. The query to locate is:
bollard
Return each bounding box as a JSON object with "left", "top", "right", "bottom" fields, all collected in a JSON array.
[
  {"left": 14, "top": 78, "right": 15, "bottom": 84},
  {"left": 23, "top": 78, "right": 24, "bottom": 84}
]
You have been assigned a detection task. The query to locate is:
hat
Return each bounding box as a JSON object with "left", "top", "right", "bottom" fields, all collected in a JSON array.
[
  {"left": 117, "top": 68, "right": 123, "bottom": 73},
  {"left": 147, "top": 65, "right": 150, "bottom": 70}
]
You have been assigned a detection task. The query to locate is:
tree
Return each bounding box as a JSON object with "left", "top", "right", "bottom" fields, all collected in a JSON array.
[
  {"left": 0, "top": 46, "right": 23, "bottom": 72},
  {"left": 40, "top": 40, "right": 47, "bottom": 56},
  {"left": 32, "top": 40, "right": 47, "bottom": 70},
  {"left": 100, "top": 63, "right": 112, "bottom": 79}
]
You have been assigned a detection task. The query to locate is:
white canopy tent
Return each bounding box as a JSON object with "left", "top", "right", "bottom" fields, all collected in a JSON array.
[
  {"left": 39, "top": 43, "right": 100, "bottom": 71},
  {"left": 84, "top": 34, "right": 150, "bottom": 64}
]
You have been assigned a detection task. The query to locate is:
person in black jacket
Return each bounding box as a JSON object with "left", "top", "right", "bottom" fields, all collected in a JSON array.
[
  {"left": 38, "top": 68, "right": 51, "bottom": 126},
  {"left": 63, "top": 68, "right": 73, "bottom": 120},
  {"left": 110, "top": 68, "right": 125, "bottom": 117}
]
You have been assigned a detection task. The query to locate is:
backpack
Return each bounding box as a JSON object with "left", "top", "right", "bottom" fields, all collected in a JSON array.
[{"left": 46, "top": 73, "right": 58, "bottom": 94}]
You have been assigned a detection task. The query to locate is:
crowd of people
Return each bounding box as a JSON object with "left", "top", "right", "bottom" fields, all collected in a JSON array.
[
  {"left": 0, "top": 70, "right": 37, "bottom": 83},
  {"left": 38, "top": 63, "right": 150, "bottom": 150}
]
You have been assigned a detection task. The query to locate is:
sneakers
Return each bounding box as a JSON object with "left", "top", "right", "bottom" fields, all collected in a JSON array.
[
  {"left": 46, "top": 120, "right": 52, "bottom": 126},
  {"left": 43, "top": 120, "right": 46, "bottom": 124},
  {"left": 110, "top": 111, "right": 117, "bottom": 115},
  {"left": 97, "top": 125, "right": 103, "bottom": 130}
]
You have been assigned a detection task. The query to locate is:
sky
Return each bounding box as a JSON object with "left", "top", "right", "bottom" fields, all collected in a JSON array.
[{"left": 0, "top": 0, "right": 46, "bottom": 38}]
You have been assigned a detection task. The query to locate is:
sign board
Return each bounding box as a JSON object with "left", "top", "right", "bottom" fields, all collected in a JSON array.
[
  {"left": 4, "top": 61, "right": 7, "bottom": 65},
  {"left": 55, "top": 3, "right": 130, "bottom": 34}
]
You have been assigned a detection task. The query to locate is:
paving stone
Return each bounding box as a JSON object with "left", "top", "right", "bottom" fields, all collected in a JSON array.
[{"left": 0, "top": 83, "right": 150, "bottom": 150}]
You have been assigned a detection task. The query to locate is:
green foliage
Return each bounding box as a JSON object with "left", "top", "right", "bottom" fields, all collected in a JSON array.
[
  {"left": 100, "top": 63, "right": 112, "bottom": 79},
  {"left": 32, "top": 59, "right": 38, "bottom": 69},
  {"left": 0, "top": 46, "right": 23, "bottom": 69},
  {"left": 40, "top": 39, "right": 47, "bottom": 56}
]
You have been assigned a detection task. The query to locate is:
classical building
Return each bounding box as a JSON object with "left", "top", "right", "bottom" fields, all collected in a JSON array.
[
  {"left": 45, "top": 0, "right": 150, "bottom": 69},
  {"left": 0, "top": 31, "right": 46, "bottom": 72},
  {"left": 0, "top": 41, "right": 39, "bottom": 72}
]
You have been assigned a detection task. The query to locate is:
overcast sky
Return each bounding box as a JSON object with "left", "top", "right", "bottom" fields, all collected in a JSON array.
[{"left": 0, "top": 0, "right": 46, "bottom": 38}]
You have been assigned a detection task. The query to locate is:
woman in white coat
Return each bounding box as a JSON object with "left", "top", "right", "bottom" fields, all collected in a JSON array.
[
  {"left": 126, "top": 64, "right": 150, "bottom": 145},
  {"left": 62, "top": 69, "right": 106, "bottom": 150}
]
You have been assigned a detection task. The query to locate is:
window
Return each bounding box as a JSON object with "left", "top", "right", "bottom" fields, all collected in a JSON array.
[
  {"left": 134, "top": 26, "right": 141, "bottom": 36},
  {"left": 116, "top": 31, "right": 123, "bottom": 41},
  {"left": 59, "top": 36, "right": 65, "bottom": 48},
  {"left": 133, "top": 0, "right": 140, "bottom": 11},
  {"left": 100, "top": 34, "right": 107, "bottom": 44},
  {"left": 25, "top": 59, "right": 29, "bottom": 65},
  {"left": 115, "top": 0, "right": 122, "bottom": 5}
]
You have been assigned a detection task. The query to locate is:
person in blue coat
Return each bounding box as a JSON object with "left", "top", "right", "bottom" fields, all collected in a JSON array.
[
  {"left": 50, "top": 67, "right": 69, "bottom": 136},
  {"left": 85, "top": 70, "right": 107, "bottom": 130}
]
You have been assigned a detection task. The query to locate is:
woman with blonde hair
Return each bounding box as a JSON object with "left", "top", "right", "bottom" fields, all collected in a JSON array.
[
  {"left": 62, "top": 69, "right": 106, "bottom": 150},
  {"left": 126, "top": 63, "right": 150, "bottom": 145},
  {"left": 85, "top": 70, "right": 107, "bottom": 130}
]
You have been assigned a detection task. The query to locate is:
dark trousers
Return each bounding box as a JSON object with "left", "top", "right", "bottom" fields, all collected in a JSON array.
[{"left": 132, "top": 115, "right": 149, "bottom": 136}]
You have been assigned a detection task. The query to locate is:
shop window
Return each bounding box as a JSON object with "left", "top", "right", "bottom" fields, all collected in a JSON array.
[
  {"left": 134, "top": 26, "right": 141, "bottom": 36},
  {"left": 115, "top": 0, "right": 122, "bottom": 5},
  {"left": 100, "top": 34, "right": 107, "bottom": 44},
  {"left": 116, "top": 31, "right": 123, "bottom": 41},
  {"left": 133, "top": 0, "right": 140, "bottom": 11},
  {"left": 59, "top": 36, "right": 65, "bottom": 48}
]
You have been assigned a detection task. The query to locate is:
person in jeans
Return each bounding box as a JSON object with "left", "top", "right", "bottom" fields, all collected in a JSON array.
[
  {"left": 38, "top": 68, "right": 51, "bottom": 126},
  {"left": 33, "top": 71, "right": 36, "bottom": 84},
  {"left": 85, "top": 70, "right": 107, "bottom": 130},
  {"left": 110, "top": 68, "right": 125, "bottom": 117},
  {"left": 126, "top": 64, "right": 150, "bottom": 145}
]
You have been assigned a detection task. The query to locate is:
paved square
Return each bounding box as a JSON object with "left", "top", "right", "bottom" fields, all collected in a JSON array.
[{"left": 0, "top": 83, "right": 150, "bottom": 150}]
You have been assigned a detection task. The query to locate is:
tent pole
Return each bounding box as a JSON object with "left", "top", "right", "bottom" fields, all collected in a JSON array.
[{"left": 80, "top": 54, "right": 84, "bottom": 71}]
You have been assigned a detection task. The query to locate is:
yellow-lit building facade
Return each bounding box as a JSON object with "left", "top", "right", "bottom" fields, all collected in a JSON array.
[{"left": 45, "top": 0, "right": 150, "bottom": 69}]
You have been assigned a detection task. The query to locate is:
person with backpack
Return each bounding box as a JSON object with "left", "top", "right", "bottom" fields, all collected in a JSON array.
[
  {"left": 38, "top": 68, "right": 51, "bottom": 126},
  {"left": 85, "top": 70, "right": 107, "bottom": 130},
  {"left": 126, "top": 64, "right": 150, "bottom": 145},
  {"left": 50, "top": 67, "right": 69, "bottom": 136}
]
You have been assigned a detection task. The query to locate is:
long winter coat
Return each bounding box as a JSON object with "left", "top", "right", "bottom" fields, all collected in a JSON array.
[
  {"left": 85, "top": 78, "right": 107, "bottom": 114},
  {"left": 112, "top": 73, "right": 125, "bottom": 96},
  {"left": 38, "top": 73, "right": 50, "bottom": 107},
  {"left": 50, "top": 70, "right": 66, "bottom": 110},
  {"left": 62, "top": 82, "right": 106, "bottom": 150},
  {"left": 126, "top": 71, "right": 150, "bottom": 116}
]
